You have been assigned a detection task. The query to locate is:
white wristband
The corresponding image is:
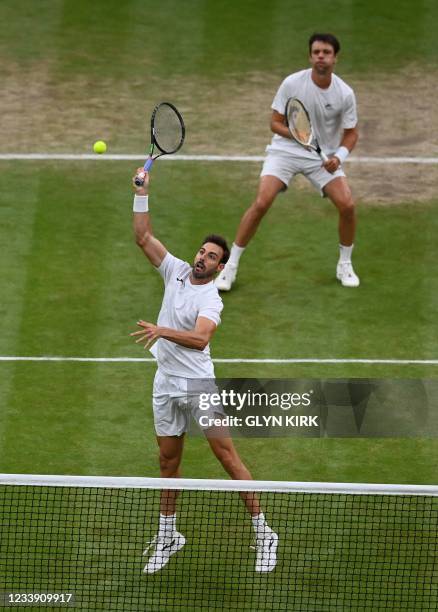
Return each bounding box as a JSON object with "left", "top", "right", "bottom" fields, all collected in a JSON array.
[
  {"left": 335, "top": 146, "right": 349, "bottom": 164},
  {"left": 133, "top": 195, "right": 149, "bottom": 213}
]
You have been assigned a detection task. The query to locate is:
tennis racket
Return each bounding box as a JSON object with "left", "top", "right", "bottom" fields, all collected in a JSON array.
[
  {"left": 134, "top": 102, "right": 185, "bottom": 187},
  {"left": 285, "top": 97, "right": 328, "bottom": 162}
]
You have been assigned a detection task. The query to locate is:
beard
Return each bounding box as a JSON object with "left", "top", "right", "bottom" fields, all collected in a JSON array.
[{"left": 192, "top": 262, "right": 215, "bottom": 280}]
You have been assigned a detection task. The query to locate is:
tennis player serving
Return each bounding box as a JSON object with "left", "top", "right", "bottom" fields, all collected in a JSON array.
[
  {"left": 130, "top": 170, "right": 278, "bottom": 574},
  {"left": 215, "top": 33, "right": 360, "bottom": 290}
]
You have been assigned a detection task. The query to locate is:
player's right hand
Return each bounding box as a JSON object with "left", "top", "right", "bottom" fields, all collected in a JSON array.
[
  {"left": 323, "top": 157, "right": 341, "bottom": 174},
  {"left": 133, "top": 168, "right": 150, "bottom": 194}
]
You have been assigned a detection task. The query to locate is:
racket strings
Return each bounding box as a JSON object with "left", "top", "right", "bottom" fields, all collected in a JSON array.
[
  {"left": 153, "top": 105, "right": 184, "bottom": 153},
  {"left": 288, "top": 102, "right": 312, "bottom": 145}
]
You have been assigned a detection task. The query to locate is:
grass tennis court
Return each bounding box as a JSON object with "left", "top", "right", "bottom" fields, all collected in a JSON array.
[
  {"left": 1, "top": 1, "right": 437, "bottom": 610},
  {"left": 1, "top": 161, "right": 437, "bottom": 483}
]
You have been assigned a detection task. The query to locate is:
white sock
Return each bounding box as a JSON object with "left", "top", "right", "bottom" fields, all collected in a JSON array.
[
  {"left": 339, "top": 244, "right": 354, "bottom": 263},
  {"left": 158, "top": 513, "right": 176, "bottom": 538},
  {"left": 252, "top": 512, "right": 269, "bottom": 537},
  {"left": 228, "top": 243, "right": 246, "bottom": 267}
]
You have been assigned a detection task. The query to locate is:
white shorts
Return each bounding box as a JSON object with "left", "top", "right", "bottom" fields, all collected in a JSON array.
[
  {"left": 152, "top": 369, "right": 226, "bottom": 437},
  {"left": 261, "top": 147, "right": 346, "bottom": 196}
]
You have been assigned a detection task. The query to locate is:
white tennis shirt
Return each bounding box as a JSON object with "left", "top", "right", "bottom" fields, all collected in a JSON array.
[
  {"left": 149, "top": 252, "right": 223, "bottom": 378},
  {"left": 270, "top": 68, "right": 357, "bottom": 158}
]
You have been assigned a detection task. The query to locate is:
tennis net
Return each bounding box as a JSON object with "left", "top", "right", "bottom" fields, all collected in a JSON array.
[{"left": 0, "top": 474, "right": 437, "bottom": 611}]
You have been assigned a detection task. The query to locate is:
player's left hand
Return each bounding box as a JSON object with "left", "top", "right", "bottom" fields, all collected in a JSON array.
[
  {"left": 323, "top": 156, "right": 341, "bottom": 174},
  {"left": 130, "top": 320, "right": 160, "bottom": 349}
]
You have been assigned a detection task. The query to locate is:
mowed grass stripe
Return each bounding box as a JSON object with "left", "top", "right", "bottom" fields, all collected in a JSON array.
[
  {"left": 0, "top": 172, "right": 45, "bottom": 453},
  {"left": 1, "top": 364, "right": 438, "bottom": 484},
  {"left": 0, "top": 167, "right": 145, "bottom": 473}
]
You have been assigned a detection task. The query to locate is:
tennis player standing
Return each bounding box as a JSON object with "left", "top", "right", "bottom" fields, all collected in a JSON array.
[
  {"left": 130, "top": 170, "right": 278, "bottom": 574},
  {"left": 216, "top": 33, "right": 360, "bottom": 289}
]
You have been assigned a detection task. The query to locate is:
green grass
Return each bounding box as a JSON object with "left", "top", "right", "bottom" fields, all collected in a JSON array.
[
  {"left": 0, "top": 161, "right": 437, "bottom": 486},
  {"left": 2, "top": 361, "right": 438, "bottom": 483},
  {"left": 2, "top": 0, "right": 438, "bottom": 76},
  {"left": 1, "top": 162, "right": 436, "bottom": 610},
  {"left": 1, "top": 162, "right": 437, "bottom": 364},
  {"left": 2, "top": 0, "right": 438, "bottom": 156}
]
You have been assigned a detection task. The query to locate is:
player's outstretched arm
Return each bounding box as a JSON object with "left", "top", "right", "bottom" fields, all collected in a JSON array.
[
  {"left": 132, "top": 168, "right": 167, "bottom": 268},
  {"left": 132, "top": 167, "right": 167, "bottom": 267},
  {"left": 131, "top": 316, "right": 217, "bottom": 351}
]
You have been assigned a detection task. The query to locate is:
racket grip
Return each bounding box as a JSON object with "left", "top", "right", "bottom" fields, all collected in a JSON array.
[
  {"left": 144, "top": 158, "right": 154, "bottom": 172},
  {"left": 320, "top": 151, "right": 329, "bottom": 163},
  {"left": 134, "top": 158, "right": 154, "bottom": 186}
]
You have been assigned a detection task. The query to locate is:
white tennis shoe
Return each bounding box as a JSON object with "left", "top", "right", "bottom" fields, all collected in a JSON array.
[
  {"left": 143, "top": 532, "right": 186, "bottom": 574},
  {"left": 215, "top": 263, "right": 238, "bottom": 291},
  {"left": 254, "top": 528, "right": 279, "bottom": 573},
  {"left": 336, "top": 261, "right": 360, "bottom": 287}
]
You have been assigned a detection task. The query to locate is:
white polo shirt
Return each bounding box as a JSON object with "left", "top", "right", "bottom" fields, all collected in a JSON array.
[
  {"left": 149, "top": 252, "right": 223, "bottom": 378},
  {"left": 270, "top": 68, "right": 358, "bottom": 157}
]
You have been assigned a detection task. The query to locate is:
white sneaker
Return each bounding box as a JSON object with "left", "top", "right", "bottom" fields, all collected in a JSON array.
[
  {"left": 336, "top": 261, "right": 360, "bottom": 287},
  {"left": 253, "top": 528, "right": 279, "bottom": 573},
  {"left": 215, "top": 263, "right": 238, "bottom": 291},
  {"left": 143, "top": 532, "right": 186, "bottom": 574}
]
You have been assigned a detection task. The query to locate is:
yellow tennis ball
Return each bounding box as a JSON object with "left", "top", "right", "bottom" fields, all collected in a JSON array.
[{"left": 93, "top": 140, "right": 107, "bottom": 154}]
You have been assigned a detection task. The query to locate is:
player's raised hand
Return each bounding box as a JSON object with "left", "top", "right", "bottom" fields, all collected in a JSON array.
[{"left": 133, "top": 168, "right": 150, "bottom": 195}]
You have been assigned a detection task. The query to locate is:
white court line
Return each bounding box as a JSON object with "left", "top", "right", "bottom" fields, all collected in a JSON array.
[
  {"left": 1, "top": 153, "right": 438, "bottom": 164},
  {"left": 0, "top": 356, "right": 437, "bottom": 365}
]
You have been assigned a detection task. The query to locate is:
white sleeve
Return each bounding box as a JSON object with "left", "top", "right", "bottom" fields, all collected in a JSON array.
[
  {"left": 198, "top": 294, "right": 223, "bottom": 327},
  {"left": 342, "top": 91, "right": 358, "bottom": 129},
  {"left": 271, "top": 76, "right": 293, "bottom": 114},
  {"left": 157, "top": 252, "right": 187, "bottom": 285}
]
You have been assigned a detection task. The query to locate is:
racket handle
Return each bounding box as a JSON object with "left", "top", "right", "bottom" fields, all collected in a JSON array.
[
  {"left": 134, "top": 157, "right": 154, "bottom": 186},
  {"left": 144, "top": 157, "right": 154, "bottom": 172},
  {"left": 320, "top": 151, "right": 329, "bottom": 163}
]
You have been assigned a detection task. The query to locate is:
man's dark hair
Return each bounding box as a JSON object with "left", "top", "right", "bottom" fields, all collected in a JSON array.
[
  {"left": 308, "top": 33, "right": 340, "bottom": 55},
  {"left": 201, "top": 234, "right": 230, "bottom": 265}
]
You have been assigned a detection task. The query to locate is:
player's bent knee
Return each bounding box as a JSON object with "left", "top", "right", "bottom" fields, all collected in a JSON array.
[
  {"left": 159, "top": 452, "right": 180, "bottom": 475},
  {"left": 338, "top": 199, "right": 355, "bottom": 217}
]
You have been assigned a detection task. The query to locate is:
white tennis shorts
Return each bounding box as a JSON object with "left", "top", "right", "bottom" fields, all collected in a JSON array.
[
  {"left": 261, "top": 147, "right": 346, "bottom": 195},
  {"left": 152, "top": 369, "right": 226, "bottom": 437}
]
